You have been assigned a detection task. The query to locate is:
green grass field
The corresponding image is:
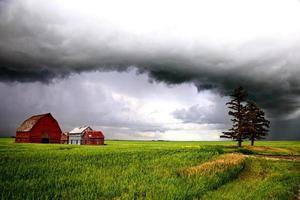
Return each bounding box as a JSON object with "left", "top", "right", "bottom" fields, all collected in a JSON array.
[{"left": 0, "top": 138, "right": 299, "bottom": 200}]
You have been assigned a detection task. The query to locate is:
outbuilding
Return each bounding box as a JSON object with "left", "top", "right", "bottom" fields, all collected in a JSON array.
[
  {"left": 82, "top": 131, "right": 105, "bottom": 145},
  {"left": 61, "top": 132, "right": 69, "bottom": 144},
  {"left": 68, "top": 126, "right": 93, "bottom": 145},
  {"left": 15, "top": 113, "right": 62, "bottom": 143}
]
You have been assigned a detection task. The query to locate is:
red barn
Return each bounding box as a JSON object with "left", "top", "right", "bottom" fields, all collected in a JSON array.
[
  {"left": 82, "top": 131, "right": 105, "bottom": 145},
  {"left": 15, "top": 113, "right": 62, "bottom": 143}
]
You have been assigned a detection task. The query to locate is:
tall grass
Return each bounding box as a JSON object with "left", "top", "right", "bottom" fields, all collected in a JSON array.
[
  {"left": 202, "top": 158, "right": 300, "bottom": 200},
  {"left": 0, "top": 139, "right": 299, "bottom": 199}
]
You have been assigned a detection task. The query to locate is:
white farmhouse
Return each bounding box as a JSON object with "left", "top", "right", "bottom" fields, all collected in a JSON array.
[{"left": 68, "top": 126, "right": 93, "bottom": 145}]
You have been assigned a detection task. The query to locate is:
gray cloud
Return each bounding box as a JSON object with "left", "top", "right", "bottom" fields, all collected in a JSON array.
[
  {"left": 1, "top": 0, "right": 300, "bottom": 140},
  {"left": 172, "top": 96, "right": 230, "bottom": 125},
  {"left": 0, "top": 70, "right": 298, "bottom": 140},
  {"left": 269, "top": 117, "right": 300, "bottom": 140},
  {"left": 0, "top": 71, "right": 168, "bottom": 138},
  {"left": 1, "top": 71, "right": 224, "bottom": 140}
]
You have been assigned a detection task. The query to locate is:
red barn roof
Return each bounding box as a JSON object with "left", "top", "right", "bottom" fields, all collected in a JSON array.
[{"left": 17, "top": 113, "right": 53, "bottom": 132}]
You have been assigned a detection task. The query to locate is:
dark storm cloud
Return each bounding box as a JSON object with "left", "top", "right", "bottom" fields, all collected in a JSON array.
[
  {"left": 268, "top": 117, "right": 300, "bottom": 140},
  {"left": 142, "top": 61, "right": 300, "bottom": 118},
  {"left": 1, "top": 0, "right": 300, "bottom": 130}
]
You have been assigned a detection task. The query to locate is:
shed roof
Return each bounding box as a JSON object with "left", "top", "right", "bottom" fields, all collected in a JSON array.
[
  {"left": 16, "top": 113, "right": 52, "bottom": 132},
  {"left": 69, "top": 126, "right": 92, "bottom": 134}
]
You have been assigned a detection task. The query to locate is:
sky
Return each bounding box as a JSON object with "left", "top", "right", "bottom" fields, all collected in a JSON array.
[{"left": 0, "top": 0, "right": 300, "bottom": 140}]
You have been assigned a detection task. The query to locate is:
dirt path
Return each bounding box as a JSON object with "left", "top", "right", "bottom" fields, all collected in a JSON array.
[{"left": 246, "top": 154, "right": 300, "bottom": 162}]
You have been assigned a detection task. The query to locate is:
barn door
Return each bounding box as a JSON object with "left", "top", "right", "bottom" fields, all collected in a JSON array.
[{"left": 41, "top": 133, "right": 49, "bottom": 143}]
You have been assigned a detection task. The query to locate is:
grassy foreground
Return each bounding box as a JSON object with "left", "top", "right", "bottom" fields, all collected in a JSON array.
[{"left": 0, "top": 138, "right": 299, "bottom": 200}]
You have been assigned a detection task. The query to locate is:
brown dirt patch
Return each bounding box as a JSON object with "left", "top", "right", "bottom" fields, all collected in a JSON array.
[
  {"left": 247, "top": 154, "right": 300, "bottom": 162},
  {"left": 180, "top": 153, "right": 246, "bottom": 176},
  {"left": 244, "top": 146, "right": 292, "bottom": 154}
]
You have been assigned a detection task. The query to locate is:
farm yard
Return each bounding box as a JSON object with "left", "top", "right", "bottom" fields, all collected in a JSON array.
[{"left": 0, "top": 139, "right": 299, "bottom": 200}]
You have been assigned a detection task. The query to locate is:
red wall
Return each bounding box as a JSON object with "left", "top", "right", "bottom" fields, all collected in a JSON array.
[
  {"left": 82, "top": 132, "right": 104, "bottom": 145},
  {"left": 60, "top": 134, "right": 69, "bottom": 144},
  {"left": 82, "top": 138, "right": 104, "bottom": 145},
  {"left": 15, "top": 132, "right": 30, "bottom": 143},
  {"left": 16, "top": 115, "right": 62, "bottom": 143}
]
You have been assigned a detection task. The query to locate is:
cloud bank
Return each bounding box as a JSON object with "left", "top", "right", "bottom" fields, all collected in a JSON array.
[{"left": 0, "top": 0, "right": 300, "bottom": 139}]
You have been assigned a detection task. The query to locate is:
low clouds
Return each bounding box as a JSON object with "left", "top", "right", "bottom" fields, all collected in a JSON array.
[
  {"left": 0, "top": 70, "right": 298, "bottom": 140},
  {"left": 0, "top": 0, "right": 300, "bottom": 139},
  {"left": 172, "top": 95, "right": 230, "bottom": 125},
  {"left": 0, "top": 70, "right": 229, "bottom": 140}
]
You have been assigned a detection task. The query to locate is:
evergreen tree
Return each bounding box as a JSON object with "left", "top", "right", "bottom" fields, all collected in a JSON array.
[
  {"left": 244, "top": 101, "right": 270, "bottom": 146},
  {"left": 221, "top": 86, "right": 247, "bottom": 147}
]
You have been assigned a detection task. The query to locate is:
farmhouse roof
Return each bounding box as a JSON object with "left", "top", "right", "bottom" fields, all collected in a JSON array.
[
  {"left": 69, "top": 126, "right": 92, "bottom": 134},
  {"left": 16, "top": 113, "right": 52, "bottom": 132}
]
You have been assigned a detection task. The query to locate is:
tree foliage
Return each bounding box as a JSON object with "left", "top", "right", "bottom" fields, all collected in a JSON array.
[
  {"left": 221, "top": 86, "right": 247, "bottom": 147},
  {"left": 221, "top": 86, "right": 270, "bottom": 147},
  {"left": 244, "top": 102, "right": 270, "bottom": 146}
]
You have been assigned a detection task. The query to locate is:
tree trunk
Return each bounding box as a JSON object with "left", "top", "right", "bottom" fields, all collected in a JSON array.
[
  {"left": 251, "top": 139, "right": 254, "bottom": 146},
  {"left": 238, "top": 140, "right": 242, "bottom": 147}
]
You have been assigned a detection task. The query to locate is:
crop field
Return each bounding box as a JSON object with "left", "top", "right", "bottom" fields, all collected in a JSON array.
[{"left": 0, "top": 138, "right": 299, "bottom": 200}]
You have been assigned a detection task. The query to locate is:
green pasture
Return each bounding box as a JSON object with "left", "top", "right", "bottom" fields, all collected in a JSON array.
[{"left": 0, "top": 138, "right": 299, "bottom": 200}]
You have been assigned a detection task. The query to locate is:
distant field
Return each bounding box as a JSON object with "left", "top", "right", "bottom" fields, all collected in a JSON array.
[{"left": 0, "top": 138, "right": 299, "bottom": 200}]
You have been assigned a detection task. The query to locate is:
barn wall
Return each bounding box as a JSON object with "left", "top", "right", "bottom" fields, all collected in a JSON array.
[
  {"left": 61, "top": 134, "right": 69, "bottom": 144},
  {"left": 82, "top": 138, "right": 104, "bottom": 145},
  {"left": 15, "top": 132, "right": 30, "bottom": 143},
  {"left": 29, "top": 116, "right": 62, "bottom": 143}
]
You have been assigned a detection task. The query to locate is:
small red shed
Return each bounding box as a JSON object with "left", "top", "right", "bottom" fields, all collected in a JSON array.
[
  {"left": 15, "top": 113, "right": 62, "bottom": 143},
  {"left": 61, "top": 132, "right": 69, "bottom": 144},
  {"left": 82, "top": 131, "right": 105, "bottom": 145}
]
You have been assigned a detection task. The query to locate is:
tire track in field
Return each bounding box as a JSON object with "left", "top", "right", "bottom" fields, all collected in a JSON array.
[{"left": 246, "top": 155, "right": 300, "bottom": 162}]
